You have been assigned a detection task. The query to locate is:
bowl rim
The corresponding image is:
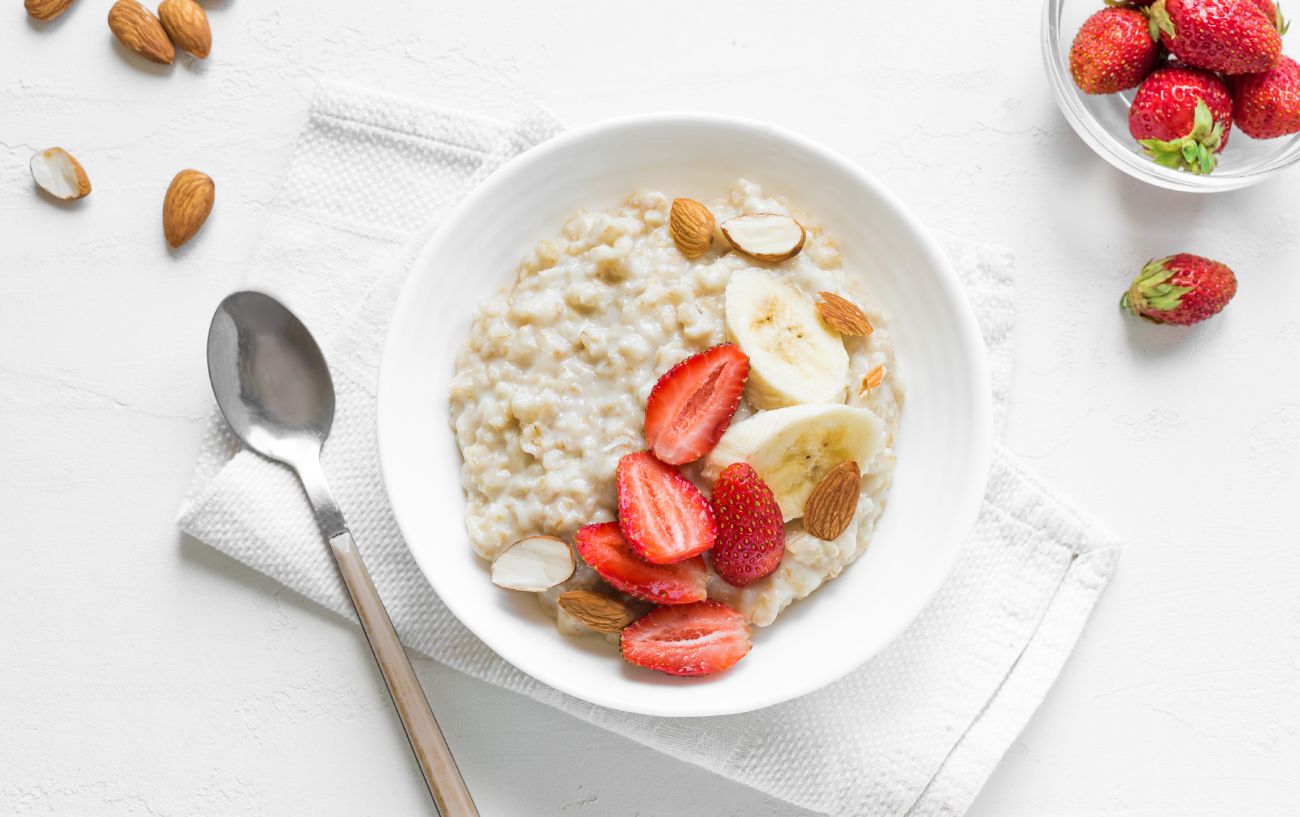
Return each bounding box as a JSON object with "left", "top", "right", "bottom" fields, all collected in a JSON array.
[
  {"left": 376, "top": 111, "right": 994, "bottom": 716},
  {"left": 1041, "top": 0, "right": 1299, "bottom": 193}
]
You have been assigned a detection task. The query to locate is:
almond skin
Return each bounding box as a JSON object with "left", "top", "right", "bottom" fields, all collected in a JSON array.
[
  {"left": 158, "top": 0, "right": 210, "bottom": 59},
  {"left": 817, "top": 292, "right": 874, "bottom": 336},
  {"left": 163, "top": 169, "right": 214, "bottom": 248},
  {"left": 25, "top": 0, "right": 75, "bottom": 20},
  {"left": 669, "top": 198, "right": 715, "bottom": 259},
  {"left": 803, "top": 461, "right": 861, "bottom": 540},
  {"left": 558, "top": 590, "right": 636, "bottom": 633},
  {"left": 108, "top": 0, "right": 175, "bottom": 64}
]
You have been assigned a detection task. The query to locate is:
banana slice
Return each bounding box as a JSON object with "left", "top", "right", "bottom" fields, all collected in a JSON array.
[
  {"left": 724, "top": 268, "right": 848, "bottom": 408},
  {"left": 704, "top": 403, "right": 885, "bottom": 521}
]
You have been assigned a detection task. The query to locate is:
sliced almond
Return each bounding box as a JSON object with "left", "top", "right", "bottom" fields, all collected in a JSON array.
[
  {"left": 557, "top": 590, "right": 635, "bottom": 633},
  {"left": 158, "top": 0, "right": 211, "bottom": 58},
  {"left": 162, "top": 169, "right": 215, "bottom": 248},
  {"left": 669, "top": 197, "right": 715, "bottom": 259},
  {"left": 860, "top": 365, "right": 885, "bottom": 393},
  {"left": 817, "top": 292, "right": 874, "bottom": 336},
  {"left": 721, "top": 213, "right": 806, "bottom": 262},
  {"left": 108, "top": 0, "right": 175, "bottom": 65},
  {"left": 803, "top": 460, "right": 861, "bottom": 540},
  {"left": 30, "top": 148, "right": 92, "bottom": 200},
  {"left": 25, "top": 0, "right": 75, "bottom": 20},
  {"left": 490, "top": 535, "right": 575, "bottom": 592}
]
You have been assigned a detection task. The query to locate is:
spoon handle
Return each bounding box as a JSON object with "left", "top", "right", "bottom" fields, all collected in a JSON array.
[{"left": 329, "top": 529, "right": 480, "bottom": 817}]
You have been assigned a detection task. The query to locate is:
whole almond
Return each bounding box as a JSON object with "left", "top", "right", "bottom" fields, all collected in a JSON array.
[
  {"left": 817, "top": 292, "right": 874, "bottom": 336},
  {"left": 803, "top": 461, "right": 861, "bottom": 540},
  {"left": 25, "top": 0, "right": 75, "bottom": 20},
  {"left": 158, "top": 0, "right": 210, "bottom": 58},
  {"left": 162, "top": 169, "right": 214, "bottom": 248},
  {"left": 669, "top": 198, "right": 715, "bottom": 259},
  {"left": 558, "top": 590, "right": 635, "bottom": 633},
  {"left": 108, "top": 0, "right": 174, "bottom": 65}
]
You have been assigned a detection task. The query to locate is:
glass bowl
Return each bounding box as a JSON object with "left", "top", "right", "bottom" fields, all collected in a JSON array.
[{"left": 1043, "top": 0, "right": 1300, "bottom": 191}]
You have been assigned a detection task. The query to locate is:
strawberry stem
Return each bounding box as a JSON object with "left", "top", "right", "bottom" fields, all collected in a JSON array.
[
  {"left": 1147, "top": 0, "right": 1175, "bottom": 40},
  {"left": 1121, "top": 257, "right": 1194, "bottom": 320},
  {"left": 1137, "top": 99, "right": 1224, "bottom": 175}
]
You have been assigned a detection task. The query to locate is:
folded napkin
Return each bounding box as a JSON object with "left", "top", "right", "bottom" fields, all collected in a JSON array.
[{"left": 178, "top": 80, "right": 1120, "bottom": 817}]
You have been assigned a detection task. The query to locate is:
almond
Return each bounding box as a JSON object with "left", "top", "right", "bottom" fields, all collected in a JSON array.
[
  {"left": 25, "top": 0, "right": 75, "bottom": 20},
  {"left": 30, "top": 147, "right": 91, "bottom": 200},
  {"left": 721, "top": 212, "right": 806, "bottom": 262},
  {"left": 817, "top": 292, "right": 874, "bottom": 336},
  {"left": 803, "top": 460, "right": 861, "bottom": 540},
  {"left": 108, "top": 0, "right": 174, "bottom": 65},
  {"left": 861, "top": 364, "right": 885, "bottom": 393},
  {"left": 669, "top": 197, "right": 715, "bottom": 259},
  {"left": 491, "top": 535, "right": 575, "bottom": 592},
  {"left": 162, "top": 169, "right": 214, "bottom": 248},
  {"left": 158, "top": 0, "right": 210, "bottom": 58},
  {"left": 557, "top": 590, "right": 635, "bottom": 633}
]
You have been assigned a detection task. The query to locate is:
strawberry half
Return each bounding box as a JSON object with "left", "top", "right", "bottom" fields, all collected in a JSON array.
[
  {"left": 710, "top": 463, "right": 785, "bottom": 587},
  {"left": 644, "top": 344, "right": 749, "bottom": 465},
  {"left": 621, "top": 600, "right": 751, "bottom": 677},
  {"left": 574, "top": 522, "right": 707, "bottom": 605},
  {"left": 616, "top": 451, "right": 717, "bottom": 564}
]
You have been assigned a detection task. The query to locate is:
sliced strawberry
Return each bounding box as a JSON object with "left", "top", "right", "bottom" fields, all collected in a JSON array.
[
  {"left": 574, "top": 522, "right": 707, "bottom": 605},
  {"left": 644, "top": 344, "right": 749, "bottom": 465},
  {"left": 621, "top": 600, "right": 751, "bottom": 677},
  {"left": 710, "top": 462, "right": 785, "bottom": 586},
  {"left": 616, "top": 451, "right": 717, "bottom": 564}
]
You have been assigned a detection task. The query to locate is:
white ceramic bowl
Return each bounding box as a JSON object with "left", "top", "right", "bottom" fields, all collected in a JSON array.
[{"left": 378, "top": 114, "right": 993, "bottom": 717}]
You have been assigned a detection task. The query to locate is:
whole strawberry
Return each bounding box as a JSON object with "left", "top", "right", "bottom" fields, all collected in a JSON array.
[
  {"left": 1121, "top": 254, "right": 1237, "bottom": 325},
  {"left": 1231, "top": 55, "right": 1300, "bottom": 137},
  {"left": 1149, "top": 0, "right": 1282, "bottom": 74},
  {"left": 710, "top": 462, "right": 785, "bottom": 587},
  {"left": 1070, "top": 7, "right": 1161, "bottom": 94},
  {"left": 1129, "top": 65, "right": 1233, "bottom": 174}
]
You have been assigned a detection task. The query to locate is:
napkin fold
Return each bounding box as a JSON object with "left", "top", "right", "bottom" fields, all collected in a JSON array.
[{"left": 178, "top": 80, "right": 1119, "bottom": 817}]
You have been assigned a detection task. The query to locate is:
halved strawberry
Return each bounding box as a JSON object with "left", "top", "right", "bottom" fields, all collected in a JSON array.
[
  {"left": 621, "top": 600, "right": 751, "bottom": 677},
  {"left": 616, "top": 451, "right": 717, "bottom": 564},
  {"left": 644, "top": 344, "right": 749, "bottom": 465},
  {"left": 710, "top": 462, "right": 785, "bottom": 586},
  {"left": 573, "top": 522, "right": 707, "bottom": 605}
]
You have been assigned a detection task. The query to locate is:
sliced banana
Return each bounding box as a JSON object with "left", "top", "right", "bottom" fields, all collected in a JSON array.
[
  {"left": 704, "top": 403, "right": 885, "bottom": 521},
  {"left": 724, "top": 268, "right": 849, "bottom": 409}
]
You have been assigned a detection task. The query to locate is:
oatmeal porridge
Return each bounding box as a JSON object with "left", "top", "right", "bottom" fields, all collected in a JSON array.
[{"left": 449, "top": 179, "right": 902, "bottom": 672}]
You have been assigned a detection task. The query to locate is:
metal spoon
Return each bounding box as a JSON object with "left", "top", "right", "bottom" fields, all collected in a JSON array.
[{"left": 206, "top": 290, "right": 478, "bottom": 817}]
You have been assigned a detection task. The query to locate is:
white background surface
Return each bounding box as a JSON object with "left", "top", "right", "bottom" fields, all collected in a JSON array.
[{"left": 2, "top": 1, "right": 1298, "bottom": 815}]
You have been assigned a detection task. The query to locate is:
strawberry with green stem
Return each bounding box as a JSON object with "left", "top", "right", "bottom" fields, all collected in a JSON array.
[
  {"left": 1129, "top": 65, "right": 1233, "bottom": 174},
  {"left": 1121, "top": 254, "right": 1237, "bottom": 325},
  {"left": 1148, "top": 0, "right": 1282, "bottom": 74}
]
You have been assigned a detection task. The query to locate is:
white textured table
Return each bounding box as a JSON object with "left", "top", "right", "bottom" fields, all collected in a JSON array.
[{"left": 3, "top": 2, "right": 1299, "bottom": 815}]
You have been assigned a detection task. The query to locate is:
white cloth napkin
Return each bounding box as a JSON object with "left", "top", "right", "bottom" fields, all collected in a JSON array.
[{"left": 178, "top": 80, "right": 1120, "bottom": 817}]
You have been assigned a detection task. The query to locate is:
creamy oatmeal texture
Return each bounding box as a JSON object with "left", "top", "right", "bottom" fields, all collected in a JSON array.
[{"left": 449, "top": 180, "right": 902, "bottom": 628}]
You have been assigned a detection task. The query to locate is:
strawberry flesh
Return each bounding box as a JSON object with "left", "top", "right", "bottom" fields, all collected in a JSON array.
[
  {"left": 621, "top": 600, "right": 751, "bottom": 677},
  {"left": 644, "top": 344, "right": 749, "bottom": 465},
  {"left": 710, "top": 463, "right": 785, "bottom": 586},
  {"left": 617, "top": 451, "right": 717, "bottom": 564},
  {"left": 574, "top": 522, "right": 707, "bottom": 605}
]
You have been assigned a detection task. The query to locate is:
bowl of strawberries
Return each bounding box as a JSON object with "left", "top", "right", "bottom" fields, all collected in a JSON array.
[{"left": 1045, "top": 0, "right": 1300, "bottom": 190}]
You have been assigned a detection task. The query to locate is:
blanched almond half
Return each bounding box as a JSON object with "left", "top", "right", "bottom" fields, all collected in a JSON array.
[
  {"left": 490, "top": 535, "right": 575, "bottom": 592},
  {"left": 30, "top": 148, "right": 92, "bottom": 200},
  {"left": 721, "top": 213, "right": 806, "bottom": 262}
]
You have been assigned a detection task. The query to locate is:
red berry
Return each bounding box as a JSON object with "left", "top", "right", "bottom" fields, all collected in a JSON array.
[
  {"left": 620, "top": 600, "right": 751, "bottom": 677},
  {"left": 1149, "top": 0, "right": 1282, "bottom": 75},
  {"left": 1129, "top": 65, "right": 1233, "bottom": 174},
  {"left": 574, "top": 522, "right": 708, "bottom": 605},
  {"left": 709, "top": 463, "right": 785, "bottom": 587},
  {"left": 1070, "top": 7, "right": 1161, "bottom": 94},
  {"left": 1121, "top": 253, "right": 1238, "bottom": 325},
  {"left": 616, "top": 451, "right": 716, "bottom": 564},
  {"left": 1250, "top": 0, "right": 1290, "bottom": 32},
  {"left": 1231, "top": 55, "right": 1300, "bottom": 138},
  {"left": 644, "top": 344, "right": 749, "bottom": 465}
]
